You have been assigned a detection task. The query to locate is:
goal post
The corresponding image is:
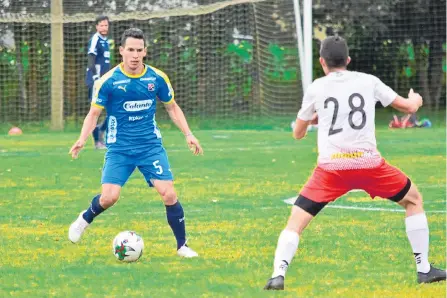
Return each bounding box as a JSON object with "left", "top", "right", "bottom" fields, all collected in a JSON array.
[{"left": 51, "top": 0, "right": 64, "bottom": 130}]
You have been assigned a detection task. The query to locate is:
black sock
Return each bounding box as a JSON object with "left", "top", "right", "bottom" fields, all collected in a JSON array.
[
  {"left": 82, "top": 194, "right": 105, "bottom": 224},
  {"left": 166, "top": 201, "right": 186, "bottom": 249}
]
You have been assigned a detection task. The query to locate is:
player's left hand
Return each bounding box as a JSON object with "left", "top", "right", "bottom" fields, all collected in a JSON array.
[
  {"left": 69, "top": 139, "right": 85, "bottom": 159},
  {"left": 310, "top": 113, "right": 318, "bottom": 125},
  {"left": 186, "top": 135, "right": 203, "bottom": 156}
]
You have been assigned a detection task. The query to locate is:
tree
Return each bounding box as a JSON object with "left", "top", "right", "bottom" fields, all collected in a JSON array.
[{"left": 313, "top": 0, "right": 446, "bottom": 108}]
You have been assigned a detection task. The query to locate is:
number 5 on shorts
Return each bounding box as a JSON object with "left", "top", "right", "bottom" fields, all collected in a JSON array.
[{"left": 153, "top": 160, "right": 163, "bottom": 174}]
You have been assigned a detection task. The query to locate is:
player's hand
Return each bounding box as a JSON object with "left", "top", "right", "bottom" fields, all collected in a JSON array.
[
  {"left": 69, "top": 139, "right": 86, "bottom": 159},
  {"left": 310, "top": 113, "right": 318, "bottom": 125},
  {"left": 186, "top": 134, "right": 203, "bottom": 156},
  {"left": 408, "top": 88, "right": 423, "bottom": 108},
  {"left": 92, "top": 74, "right": 100, "bottom": 81}
]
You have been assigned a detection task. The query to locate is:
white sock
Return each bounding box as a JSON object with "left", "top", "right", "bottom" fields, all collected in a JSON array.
[
  {"left": 272, "top": 229, "right": 300, "bottom": 278},
  {"left": 405, "top": 213, "right": 430, "bottom": 273}
]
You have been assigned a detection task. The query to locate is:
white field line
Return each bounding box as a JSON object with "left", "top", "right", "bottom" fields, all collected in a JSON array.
[
  {"left": 104, "top": 199, "right": 445, "bottom": 216},
  {"left": 104, "top": 206, "right": 281, "bottom": 216},
  {"left": 167, "top": 145, "right": 303, "bottom": 152}
]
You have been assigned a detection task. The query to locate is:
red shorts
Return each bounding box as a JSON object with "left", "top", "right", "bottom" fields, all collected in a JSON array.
[{"left": 300, "top": 159, "right": 410, "bottom": 203}]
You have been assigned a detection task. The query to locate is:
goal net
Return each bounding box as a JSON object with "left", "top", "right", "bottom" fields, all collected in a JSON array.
[
  {"left": 0, "top": 0, "right": 302, "bottom": 125},
  {"left": 0, "top": 0, "right": 444, "bottom": 126}
]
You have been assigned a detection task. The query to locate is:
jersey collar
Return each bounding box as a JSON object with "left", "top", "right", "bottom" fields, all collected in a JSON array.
[
  {"left": 119, "top": 63, "right": 148, "bottom": 78},
  {"left": 328, "top": 70, "right": 349, "bottom": 76},
  {"left": 95, "top": 32, "right": 108, "bottom": 40}
]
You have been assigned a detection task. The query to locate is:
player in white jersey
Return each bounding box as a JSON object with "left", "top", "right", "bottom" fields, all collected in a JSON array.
[{"left": 264, "top": 36, "right": 445, "bottom": 290}]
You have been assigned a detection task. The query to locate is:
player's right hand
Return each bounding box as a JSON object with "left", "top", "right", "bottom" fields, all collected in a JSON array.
[
  {"left": 69, "top": 139, "right": 85, "bottom": 159},
  {"left": 186, "top": 135, "right": 203, "bottom": 156},
  {"left": 408, "top": 88, "right": 423, "bottom": 109},
  {"left": 310, "top": 113, "right": 318, "bottom": 125}
]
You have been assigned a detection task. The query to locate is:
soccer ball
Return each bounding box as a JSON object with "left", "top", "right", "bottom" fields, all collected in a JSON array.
[{"left": 112, "top": 231, "right": 144, "bottom": 262}]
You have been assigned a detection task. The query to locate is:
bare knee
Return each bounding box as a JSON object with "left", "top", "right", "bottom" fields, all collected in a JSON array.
[
  {"left": 397, "top": 183, "right": 423, "bottom": 215},
  {"left": 400, "top": 192, "right": 423, "bottom": 208},
  {"left": 285, "top": 205, "right": 314, "bottom": 235},
  {"left": 156, "top": 182, "right": 177, "bottom": 205},
  {"left": 100, "top": 185, "right": 121, "bottom": 209},
  {"left": 162, "top": 189, "right": 177, "bottom": 205}
]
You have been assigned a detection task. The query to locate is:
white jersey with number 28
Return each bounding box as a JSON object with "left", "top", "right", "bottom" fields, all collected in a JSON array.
[{"left": 297, "top": 71, "right": 397, "bottom": 170}]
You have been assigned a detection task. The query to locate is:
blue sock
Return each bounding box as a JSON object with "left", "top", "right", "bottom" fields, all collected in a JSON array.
[
  {"left": 82, "top": 194, "right": 105, "bottom": 224},
  {"left": 166, "top": 201, "right": 186, "bottom": 249}
]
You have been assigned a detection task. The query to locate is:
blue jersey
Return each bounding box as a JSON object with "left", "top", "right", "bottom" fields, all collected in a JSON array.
[
  {"left": 85, "top": 33, "right": 111, "bottom": 87},
  {"left": 91, "top": 63, "right": 174, "bottom": 153}
]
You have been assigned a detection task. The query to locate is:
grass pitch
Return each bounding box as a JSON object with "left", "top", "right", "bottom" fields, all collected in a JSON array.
[{"left": 0, "top": 121, "right": 445, "bottom": 297}]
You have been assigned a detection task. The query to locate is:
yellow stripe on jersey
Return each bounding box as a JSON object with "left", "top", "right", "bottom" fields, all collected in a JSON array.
[
  {"left": 163, "top": 98, "right": 176, "bottom": 105},
  {"left": 119, "top": 63, "right": 148, "bottom": 78},
  {"left": 91, "top": 103, "right": 105, "bottom": 109},
  {"left": 147, "top": 65, "right": 175, "bottom": 100},
  {"left": 92, "top": 65, "right": 119, "bottom": 106}
]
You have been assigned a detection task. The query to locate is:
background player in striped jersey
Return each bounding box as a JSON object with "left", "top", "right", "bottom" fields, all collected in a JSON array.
[
  {"left": 264, "top": 36, "right": 445, "bottom": 290},
  {"left": 85, "top": 15, "right": 111, "bottom": 149}
]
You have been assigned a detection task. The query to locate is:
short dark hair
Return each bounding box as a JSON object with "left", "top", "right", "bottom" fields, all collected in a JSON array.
[
  {"left": 120, "top": 28, "right": 145, "bottom": 47},
  {"left": 320, "top": 36, "right": 349, "bottom": 68},
  {"left": 95, "top": 15, "right": 109, "bottom": 25}
]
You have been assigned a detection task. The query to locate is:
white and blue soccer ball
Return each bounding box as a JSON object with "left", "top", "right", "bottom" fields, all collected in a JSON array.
[{"left": 113, "top": 231, "right": 144, "bottom": 262}]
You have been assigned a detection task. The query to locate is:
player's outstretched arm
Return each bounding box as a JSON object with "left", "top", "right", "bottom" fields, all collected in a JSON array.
[
  {"left": 69, "top": 106, "right": 103, "bottom": 159},
  {"left": 390, "top": 89, "right": 423, "bottom": 114},
  {"left": 164, "top": 102, "right": 203, "bottom": 155},
  {"left": 293, "top": 113, "right": 318, "bottom": 140}
]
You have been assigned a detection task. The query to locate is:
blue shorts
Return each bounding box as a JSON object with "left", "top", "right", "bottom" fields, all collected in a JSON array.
[{"left": 101, "top": 146, "right": 174, "bottom": 187}]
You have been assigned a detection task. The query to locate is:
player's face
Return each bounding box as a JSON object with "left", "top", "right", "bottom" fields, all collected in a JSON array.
[
  {"left": 96, "top": 20, "right": 109, "bottom": 36},
  {"left": 120, "top": 38, "right": 147, "bottom": 71}
]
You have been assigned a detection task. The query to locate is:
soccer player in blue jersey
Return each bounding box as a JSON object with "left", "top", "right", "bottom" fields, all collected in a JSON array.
[
  {"left": 86, "top": 15, "right": 111, "bottom": 149},
  {"left": 69, "top": 28, "right": 203, "bottom": 258}
]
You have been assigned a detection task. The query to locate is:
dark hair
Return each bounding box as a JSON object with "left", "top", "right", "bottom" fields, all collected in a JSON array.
[
  {"left": 120, "top": 28, "right": 145, "bottom": 47},
  {"left": 95, "top": 15, "right": 109, "bottom": 25},
  {"left": 320, "top": 36, "right": 349, "bottom": 68}
]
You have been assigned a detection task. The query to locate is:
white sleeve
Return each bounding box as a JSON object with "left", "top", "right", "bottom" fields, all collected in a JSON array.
[
  {"left": 297, "top": 85, "right": 316, "bottom": 121},
  {"left": 373, "top": 76, "right": 398, "bottom": 107},
  {"left": 88, "top": 34, "right": 99, "bottom": 55}
]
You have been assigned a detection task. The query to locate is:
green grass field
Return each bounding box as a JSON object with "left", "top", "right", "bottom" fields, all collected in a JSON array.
[{"left": 0, "top": 121, "right": 446, "bottom": 297}]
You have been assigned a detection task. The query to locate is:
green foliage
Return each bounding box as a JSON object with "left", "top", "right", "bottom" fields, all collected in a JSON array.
[
  {"left": 225, "top": 41, "right": 253, "bottom": 98},
  {"left": 265, "top": 44, "right": 298, "bottom": 82},
  {"left": 226, "top": 41, "right": 252, "bottom": 64}
]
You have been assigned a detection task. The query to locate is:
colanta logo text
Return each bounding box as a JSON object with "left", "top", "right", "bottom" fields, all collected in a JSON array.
[{"left": 123, "top": 100, "right": 153, "bottom": 111}]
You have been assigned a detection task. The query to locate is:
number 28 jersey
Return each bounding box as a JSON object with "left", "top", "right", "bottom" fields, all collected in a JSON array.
[{"left": 297, "top": 71, "right": 397, "bottom": 170}]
